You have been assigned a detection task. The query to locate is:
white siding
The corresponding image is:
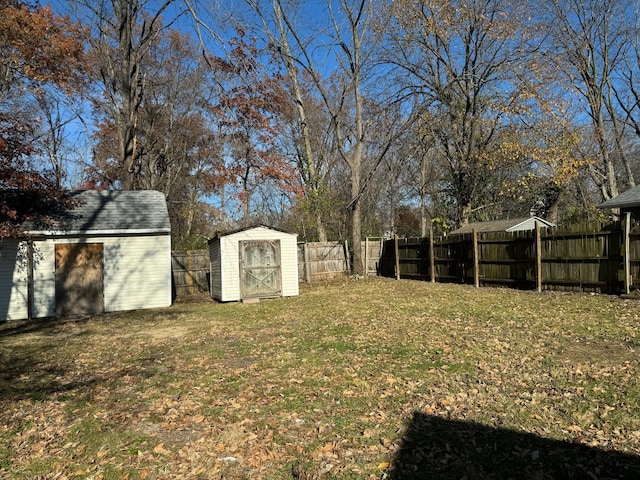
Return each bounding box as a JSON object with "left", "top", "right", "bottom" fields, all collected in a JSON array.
[
  {"left": 219, "top": 235, "right": 240, "bottom": 301},
  {"left": 0, "top": 239, "right": 29, "bottom": 320},
  {"left": 27, "top": 234, "right": 171, "bottom": 319},
  {"left": 216, "top": 226, "right": 298, "bottom": 302},
  {"left": 208, "top": 239, "right": 223, "bottom": 301},
  {"left": 506, "top": 217, "right": 554, "bottom": 232},
  {"left": 279, "top": 234, "right": 299, "bottom": 297},
  {"left": 103, "top": 235, "right": 172, "bottom": 312},
  {"left": 32, "top": 240, "right": 56, "bottom": 318}
]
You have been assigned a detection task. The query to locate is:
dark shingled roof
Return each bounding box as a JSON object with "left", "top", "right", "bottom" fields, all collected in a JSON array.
[
  {"left": 27, "top": 190, "right": 170, "bottom": 234},
  {"left": 449, "top": 218, "right": 529, "bottom": 235},
  {"left": 449, "top": 217, "right": 554, "bottom": 235},
  {"left": 597, "top": 185, "right": 640, "bottom": 209}
]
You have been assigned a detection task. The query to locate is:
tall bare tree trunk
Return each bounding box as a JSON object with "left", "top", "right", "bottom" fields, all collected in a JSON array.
[
  {"left": 420, "top": 153, "right": 429, "bottom": 237},
  {"left": 91, "top": 0, "right": 174, "bottom": 190}
]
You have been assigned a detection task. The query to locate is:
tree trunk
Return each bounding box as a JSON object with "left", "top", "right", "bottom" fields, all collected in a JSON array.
[
  {"left": 268, "top": 0, "right": 328, "bottom": 241},
  {"left": 350, "top": 140, "right": 363, "bottom": 275},
  {"left": 420, "top": 153, "right": 429, "bottom": 237},
  {"left": 546, "top": 196, "right": 561, "bottom": 224},
  {"left": 351, "top": 197, "right": 363, "bottom": 275},
  {"left": 316, "top": 214, "right": 327, "bottom": 242},
  {"left": 459, "top": 201, "right": 472, "bottom": 227}
]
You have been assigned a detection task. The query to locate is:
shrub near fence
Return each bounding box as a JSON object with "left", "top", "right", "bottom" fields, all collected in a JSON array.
[{"left": 380, "top": 221, "right": 640, "bottom": 294}]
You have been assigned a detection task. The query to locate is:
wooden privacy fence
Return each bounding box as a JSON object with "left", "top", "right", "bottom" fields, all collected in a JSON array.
[
  {"left": 379, "top": 218, "right": 640, "bottom": 294},
  {"left": 297, "top": 238, "right": 383, "bottom": 282},
  {"left": 171, "top": 250, "right": 210, "bottom": 296},
  {"left": 172, "top": 240, "right": 384, "bottom": 297},
  {"left": 298, "top": 242, "right": 348, "bottom": 282}
]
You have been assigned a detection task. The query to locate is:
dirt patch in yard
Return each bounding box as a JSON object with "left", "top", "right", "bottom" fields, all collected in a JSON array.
[
  {"left": 143, "top": 325, "right": 191, "bottom": 340},
  {"left": 561, "top": 338, "right": 637, "bottom": 365}
]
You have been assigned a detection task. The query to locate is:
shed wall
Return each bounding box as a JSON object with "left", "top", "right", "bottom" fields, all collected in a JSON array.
[
  {"left": 30, "top": 234, "right": 171, "bottom": 319},
  {"left": 215, "top": 227, "right": 298, "bottom": 302},
  {"left": 506, "top": 218, "right": 553, "bottom": 232},
  {"left": 505, "top": 219, "right": 534, "bottom": 232},
  {"left": 208, "top": 239, "right": 223, "bottom": 301},
  {"left": 0, "top": 239, "right": 29, "bottom": 320}
]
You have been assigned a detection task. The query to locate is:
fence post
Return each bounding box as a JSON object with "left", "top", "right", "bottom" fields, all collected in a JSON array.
[
  {"left": 365, "top": 237, "right": 369, "bottom": 276},
  {"left": 429, "top": 225, "right": 436, "bottom": 283},
  {"left": 186, "top": 250, "right": 194, "bottom": 292},
  {"left": 344, "top": 240, "right": 351, "bottom": 274},
  {"left": 394, "top": 235, "right": 401, "bottom": 280},
  {"left": 303, "top": 242, "right": 311, "bottom": 283},
  {"left": 472, "top": 229, "right": 480, "bottom": 288},
  {"left": 535, "top": 222, "right": 542, "bottom": 293},
  {"left": 624, "top": 212, "right": 631, "bottom": 294}
]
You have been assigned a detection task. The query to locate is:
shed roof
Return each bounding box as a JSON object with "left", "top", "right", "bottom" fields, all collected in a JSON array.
[
  {"left": 26, "top": 190, "right": 171, "bottom": 235},
  {"left": 597, "top": 185, "right": 640, "bottom": 209},
  {"left": 209, "top": 224, "right": 297, "bottom": 242},
  {"left": 449, "top": 216, "right": 554, "bottom": 235}
]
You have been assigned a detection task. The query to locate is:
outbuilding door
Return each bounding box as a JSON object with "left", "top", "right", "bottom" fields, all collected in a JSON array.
[
  {"left": 239, "top": 240, "right": 282, "bottom": 299},
  {"left": 55, "top": 243, "right": 105, "bottom": 316}
]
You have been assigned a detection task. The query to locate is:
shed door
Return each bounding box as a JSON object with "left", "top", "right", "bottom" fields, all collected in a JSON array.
[
  {"left": 55, "top": 243, "right": 104, "bottom": 316},
  {"left": 239, "top": 240, "right": 282, "bottom": 299}
]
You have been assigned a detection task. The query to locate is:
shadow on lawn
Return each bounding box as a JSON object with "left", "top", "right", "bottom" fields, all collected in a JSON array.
[
  {"left": 0, "top": 315, "right": 93, "bottom": 339},
  {"left": 389, "top": 412, "right": 640, "bottom": 480},
  {"left": 0, "top": 317, "right": 98, "bottom": 402}
]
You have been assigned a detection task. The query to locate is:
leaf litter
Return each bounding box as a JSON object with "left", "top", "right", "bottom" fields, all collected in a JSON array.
[{"left": 1, "top": 278, "right": 639, "bottom": 478}]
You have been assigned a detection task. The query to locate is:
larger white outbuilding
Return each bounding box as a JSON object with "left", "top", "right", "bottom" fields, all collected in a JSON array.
[{"left": 0, "top": 190, "right": 172, "bottom": 320}]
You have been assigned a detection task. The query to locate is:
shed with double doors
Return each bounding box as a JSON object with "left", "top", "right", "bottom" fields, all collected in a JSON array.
[
  {"left": 208, "top": 225, "right": 299, "bottom": 302},
  {"left": 0, "top": 190, "right": 172, "bottom": 321}
]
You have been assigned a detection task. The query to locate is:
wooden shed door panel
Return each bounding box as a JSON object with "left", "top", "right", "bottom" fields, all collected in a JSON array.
[
  {"left": 240, "top": 240, "right": 282, "bottom": 298},
  {"left": 55, "top": 243, "right": 104, "bottom": 316}
]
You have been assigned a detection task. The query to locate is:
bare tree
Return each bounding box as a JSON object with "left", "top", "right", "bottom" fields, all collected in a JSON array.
[
  {"left": 252, "top": 0, "right": 410, "bottom": 273},
  {"left": 34, "top": 91, "right": 88, "bottom": 188},
  {"left": 385, "top": 0, "right": 544, "bottom": 227},
  {"left": 613, "top": 3, "right": 640, "bottom": 183},
  {"left": 247, "top": 0, "right": 332, "bottom": 241},
  {"left": 540, "top": 0, "right": 634, "bottom": 202},
  {"left": 80, "top": 0, "right": 177, "bottom": 190}
]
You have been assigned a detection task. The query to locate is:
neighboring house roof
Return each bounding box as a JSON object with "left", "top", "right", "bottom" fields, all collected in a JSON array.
[
  {"left": 26, "top": 190, "right": 171, "bottom": 235},
  {"left": 597, "top": 185, "right": 640, "bottom": 209},
  {"left": 449, "top": 216, "right": 555, "bottom": 235},
  {"left": 209, "top": 224, "right": 297, "bottom": 241}
]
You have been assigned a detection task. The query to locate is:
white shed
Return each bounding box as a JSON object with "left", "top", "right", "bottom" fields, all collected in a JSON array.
[
  {"left": 208, "top": 225, "right": 299, "bottom": 302},
  {"left": 0, "top": 190, "right": 172, "bottom": 320}
]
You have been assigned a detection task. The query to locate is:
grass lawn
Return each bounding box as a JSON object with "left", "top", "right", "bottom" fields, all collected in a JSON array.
[{"left": 1, "top": 277, "right": 640, "bottom": 479}]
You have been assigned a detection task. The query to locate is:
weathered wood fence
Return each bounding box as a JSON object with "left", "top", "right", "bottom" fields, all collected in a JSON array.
[
  {"left": 296, "top": 238, "right": 383, "bottom": 282},
  {"left": 171, "top": 250, "right": 210, "bottom": 296},
  {"left": 171, "top": 239, "right": 384, "bottom": 297},
  {"left": 297, "top": 242, "right": 348, "bottom": 282},
  {"left": 379, "top": 219, "right": 640, "bottom": 294}
]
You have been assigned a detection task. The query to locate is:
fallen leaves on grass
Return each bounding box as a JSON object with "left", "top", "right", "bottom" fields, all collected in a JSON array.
[{"left": 1, "top": 279, "right": 640, "bottom": 478}]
